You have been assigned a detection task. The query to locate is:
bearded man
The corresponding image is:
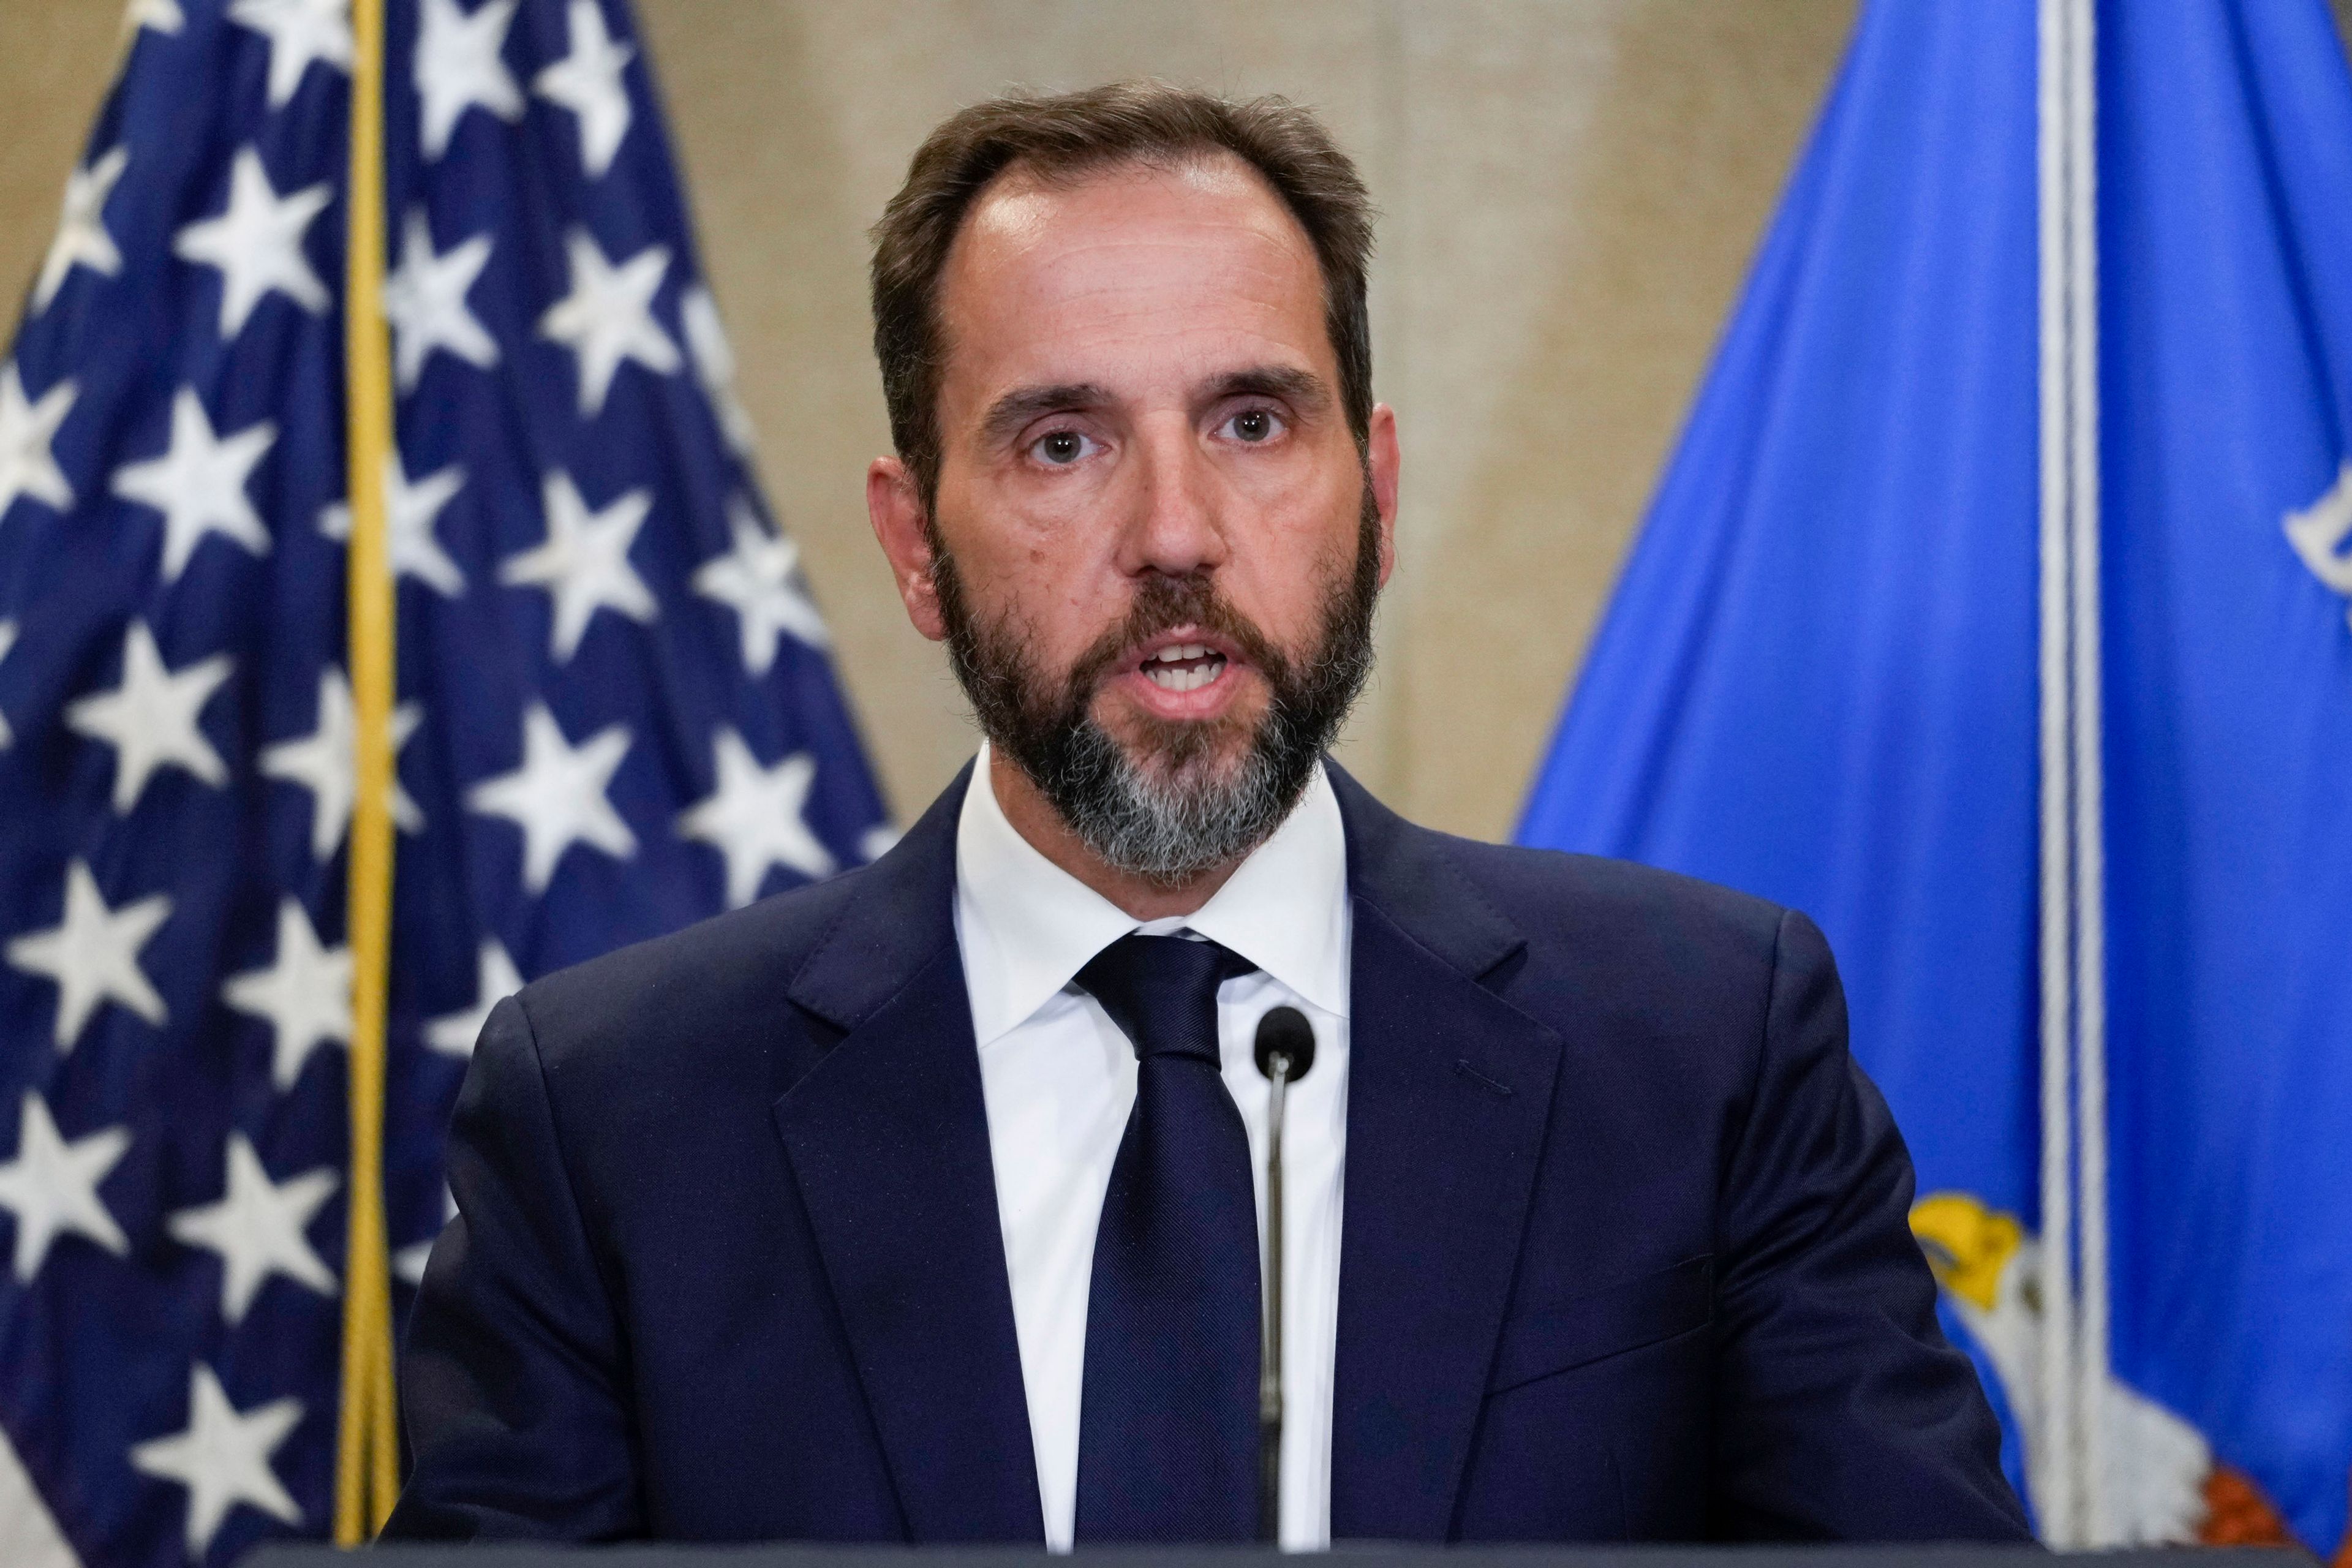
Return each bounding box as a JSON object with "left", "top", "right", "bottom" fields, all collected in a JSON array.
[{"left": 385, "top": 83, "right": 2030, "bottom": 1547}]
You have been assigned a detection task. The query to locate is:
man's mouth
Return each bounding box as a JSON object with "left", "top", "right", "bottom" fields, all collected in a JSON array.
[{"left": 1139, "top": 641, "right": 1230, "bottom": 693}]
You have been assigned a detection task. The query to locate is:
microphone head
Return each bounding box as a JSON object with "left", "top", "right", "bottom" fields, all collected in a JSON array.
[{"left": 1253, "top": 1005, "right": 1316, "bottom": 1084}]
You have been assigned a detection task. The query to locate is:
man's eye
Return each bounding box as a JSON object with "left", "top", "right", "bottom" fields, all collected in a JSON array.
[
  {"left": 1223, "top": 409, "right": 1283, "bottom": 443},
  {"left": 1033, "top": 431, "right": 1093, "bottom": 465}
]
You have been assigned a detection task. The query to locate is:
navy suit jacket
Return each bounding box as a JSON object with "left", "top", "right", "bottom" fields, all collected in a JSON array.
[{"left": 384, "top": 763, "right": 2029, "bottom": 1545}]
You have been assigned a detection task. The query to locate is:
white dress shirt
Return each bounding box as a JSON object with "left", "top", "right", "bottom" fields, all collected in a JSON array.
[{"left": 954, "top": 744, "right": 1351, "bottom": 1551}]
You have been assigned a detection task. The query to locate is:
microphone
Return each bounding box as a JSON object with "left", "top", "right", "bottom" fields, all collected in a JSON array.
[{"left": 1252, "top": 1005, "right": 1316, "bottom": 1545}]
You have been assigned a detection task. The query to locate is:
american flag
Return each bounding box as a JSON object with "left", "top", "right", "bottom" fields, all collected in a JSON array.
[{"left": 0, "top": 2, "right": 889, "bottom": 1563}]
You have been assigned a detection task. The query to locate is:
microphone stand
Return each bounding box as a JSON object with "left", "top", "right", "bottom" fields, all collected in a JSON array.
[{"left": 1253, "top": 1007, "right": 1316, "bottom": 1547}]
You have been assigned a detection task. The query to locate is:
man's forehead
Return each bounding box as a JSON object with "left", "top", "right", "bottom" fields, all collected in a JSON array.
[
  {"left": 937, "top": 154, "right": 1329, "bottom": 396},
  {"left": 946, "top": 154, "right": 1318, "bottom": 309},
  {"left": 963, "top": 152, "right": 1302, "bottom": 251}
]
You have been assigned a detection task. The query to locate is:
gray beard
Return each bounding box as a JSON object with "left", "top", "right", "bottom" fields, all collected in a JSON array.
[{"left": 1023, "top": 699, "right": 1309, "bottom": 886}]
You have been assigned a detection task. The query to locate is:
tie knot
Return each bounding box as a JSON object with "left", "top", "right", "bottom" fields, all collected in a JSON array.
[{"left": 1075, "top": 933, "right": 1254, "bottom": 1066}]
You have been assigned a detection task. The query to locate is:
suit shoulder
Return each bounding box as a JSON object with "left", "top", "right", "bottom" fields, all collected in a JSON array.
[
  {"left": 1431, "top": 827, "right": 1791, "bottom": 965},
  {"left": 505, "top": 862, "right": 871, "bottom": 1073},
  {"left": 1408, "top": 826, "right": 1811, "bottom": 1065},
  {"left": 1401, "top": 827, "right": 1817, "bottom": 1125}
]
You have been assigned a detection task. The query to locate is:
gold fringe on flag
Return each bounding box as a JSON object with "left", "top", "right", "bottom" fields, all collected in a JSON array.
[{"left": 334, "top": 0, "right": 400, "bottom": 1540}]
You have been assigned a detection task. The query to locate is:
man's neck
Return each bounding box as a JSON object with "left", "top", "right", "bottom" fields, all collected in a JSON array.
[{"left": 987, "top": 748, "right": 1243, "bottom": 922}]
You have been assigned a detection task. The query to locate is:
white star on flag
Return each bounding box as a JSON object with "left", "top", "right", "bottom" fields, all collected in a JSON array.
[
  {"left": 415, "top": 0, "right": 522, "bottom": 160},
  {"left": 696, "top": 497, "right": 829, "bottom": 674},
  {"left": 261, "top": 668, "right": 423, "bottom": 860},
  {"left": 110, "top": 386, "right": 277, "bottom": 581},
  {"left": 129, "top": 1365, "right": 304, "bottom": 1559},
  {"left": 165, "top": 1134, "right": 337, "bottom": 1322},
  {"left": 0, "top": 1092, "right": 130, "bottom": 1283},
  {"left": 537, "top": 228, "right": 677, "bottom": 417},
  {"left": 221, "top": 899, "right": 352, "bottom": 1091},
  {"left": 4, "top": 862, "right": 172, "bottom": 1050},
  {"left": 172, "top": 147, "right": 331, "bottom": 337},
  {"left": 64, "top": 621, "right": 234, "bottom": 814},
  {"left": 500, "top": 470, "right": 657, "bottom": 662},
  {"left": 533, "top": 0, "right": 634, "bottom": 178},
  {"left": 425, "top": 938, "right": 524, "bottom": 1058},
  {"left": 680, "top": 285, "right": 755, "bottom": 456},
  {"left": 383, "top": 209, "right": 497, "bottom": 390},
  {"left": 0, "top": 621, "right": 17, "bottom": 747},
  {"left": 34, "top": 146, "right": 129, "bottom": 312},
  {"left": 320, "top": 453, "right": 469, "bottom": 597},
  {"left": 466, "top": 704, "right": 636, "bottom": 894},
  {"left": 125, "top": 0, "right": 184, "bottom": 36},
  {"left": 679, "top": 729, "right": 834, "bottom": 908},
  {"left": 227, "top": 0, "right": 352, "bottom": 108},
  {"left": 0, "top": 363, "right": 78, "bottom": 524}
]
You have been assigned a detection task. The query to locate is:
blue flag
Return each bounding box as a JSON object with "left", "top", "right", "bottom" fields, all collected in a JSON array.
[
  {"left": 2100, "top": 2, "right": 2352, "bottom": 1557},
  {"left": 0, "top": 2, "right": 888, "bottom": 1564},
  {"left": 1520, "top": 0, "right": 2352, "bottom": 1556}
]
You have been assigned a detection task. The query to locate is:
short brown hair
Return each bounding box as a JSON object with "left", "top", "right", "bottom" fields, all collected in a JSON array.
[{"left": 869, "top": 80, "right": 1377, "bottom": 504}]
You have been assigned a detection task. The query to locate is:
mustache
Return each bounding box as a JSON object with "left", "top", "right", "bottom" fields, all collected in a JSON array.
[{"left": 1061, "top": 573, "right": 1291, "bottom": 707}]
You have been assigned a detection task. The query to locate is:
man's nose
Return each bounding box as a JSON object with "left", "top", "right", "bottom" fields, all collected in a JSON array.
[{"left": 1120, "top": 418, "right": 1227, "bottom": 579}]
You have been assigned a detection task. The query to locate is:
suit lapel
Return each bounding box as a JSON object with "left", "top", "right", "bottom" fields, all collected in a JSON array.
[
  {"left": 1325, "top": 767, "right": 1564, "bottom": 1542},
  {"left": 771, "top": 767, "right": 1045, "bottom": 1544}
]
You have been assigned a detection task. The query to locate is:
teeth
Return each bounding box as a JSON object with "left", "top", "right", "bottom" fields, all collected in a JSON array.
[{"left": 1142, "top": 649, "right": 1226, "bottom": 693}]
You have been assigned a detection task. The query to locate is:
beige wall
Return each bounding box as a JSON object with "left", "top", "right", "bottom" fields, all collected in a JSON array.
[{"left": 0, "top": 0, "right": 1853, "bottom": 839}]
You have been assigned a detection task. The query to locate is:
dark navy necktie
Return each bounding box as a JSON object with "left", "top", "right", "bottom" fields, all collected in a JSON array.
[{"left": 1071, "top": 932, "right": 1261, "bottom": 1542}]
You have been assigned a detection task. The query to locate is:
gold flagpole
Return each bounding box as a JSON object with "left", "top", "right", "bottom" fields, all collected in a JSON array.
[{"left": 335, "top": 0, "right": 400, "bottom": 1540}]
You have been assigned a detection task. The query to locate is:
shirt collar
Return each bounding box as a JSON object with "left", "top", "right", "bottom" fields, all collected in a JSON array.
[{"left": 953, "top": 742, "right": 1352, "bottom": 1047}]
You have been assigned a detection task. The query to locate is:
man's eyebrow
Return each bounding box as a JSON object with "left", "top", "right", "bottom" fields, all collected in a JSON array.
[
  {"left": 976, "top": 367, "right": 1333, "bottom": 448},
  {"left": 978, "top": 382, "right": 1111, "bottom": 447},
  {"left": 1198, "top": 364, "right": 1332, "bottom": 413}
]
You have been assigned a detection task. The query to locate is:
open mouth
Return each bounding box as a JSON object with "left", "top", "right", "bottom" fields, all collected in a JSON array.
[{"left": 1139, "top": 642, "right": 1229, "bottom": 693}]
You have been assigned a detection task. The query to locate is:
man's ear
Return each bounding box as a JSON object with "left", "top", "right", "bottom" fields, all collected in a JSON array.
[
  {"left": 1368, "top": 402, "right": 1401, "bottom": 587},
  {"left": 867, "top": 454, "right": 948, "bottom": 643}
]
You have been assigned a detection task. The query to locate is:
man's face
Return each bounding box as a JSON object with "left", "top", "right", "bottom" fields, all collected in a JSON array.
[{"left": 870, "top": 153, "right": 1400, "bottom": 881}]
